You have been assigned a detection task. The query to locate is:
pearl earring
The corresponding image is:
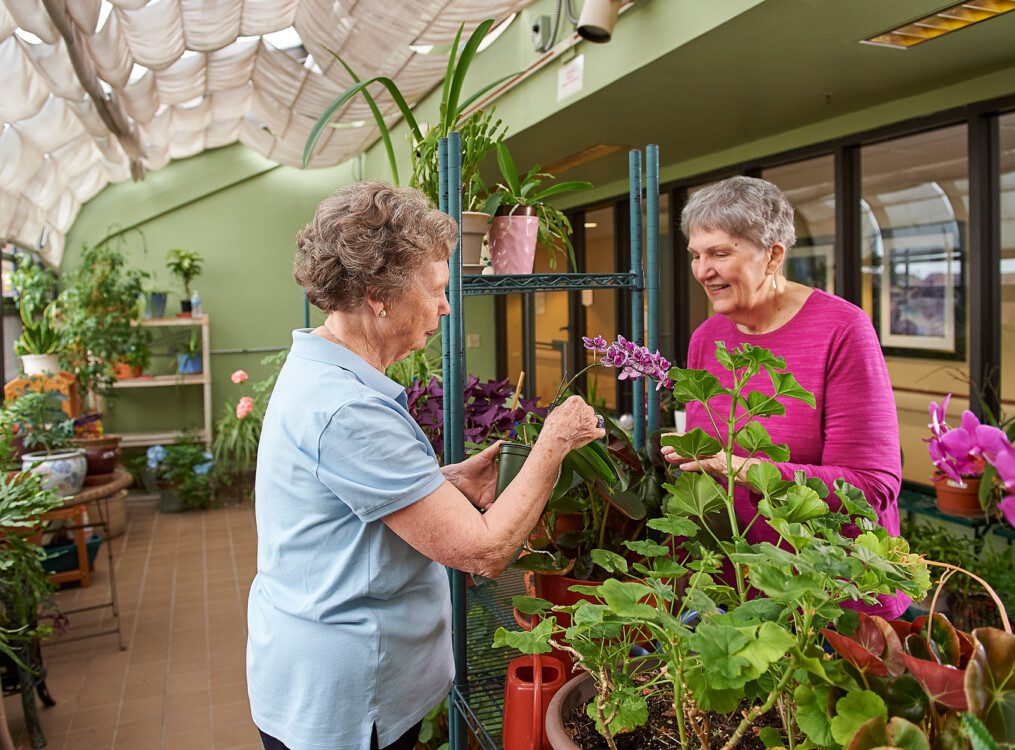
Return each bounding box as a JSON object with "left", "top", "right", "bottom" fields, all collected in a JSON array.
[
  {"left": 770, "top": 274, "right": 777, "bottom": 291},
  {"left": 379, "top": 308, "right": 387, "bottom": 318}
]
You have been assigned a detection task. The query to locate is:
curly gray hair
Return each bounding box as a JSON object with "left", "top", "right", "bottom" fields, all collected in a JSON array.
[
  {"left": 680, "top": 176, "right": 796, "bottom": 251},
  {"left": 294, "top": 181, "right": 456, "bottom": 313}
]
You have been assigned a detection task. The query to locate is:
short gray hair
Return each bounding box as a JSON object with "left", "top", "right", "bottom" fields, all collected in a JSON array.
[{"left": 680, "top": 176, "right": 796, "bottom": 251}]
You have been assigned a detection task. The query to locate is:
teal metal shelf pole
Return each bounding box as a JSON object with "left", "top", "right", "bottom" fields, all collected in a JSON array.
[
  {"left": 439, "top": 138, "right": 451, "bottom": 440},
  {"left": 444, "top": 133, "right": 468, "bottom": 750},
  {"left": 646, "top": 145, "right": 660, "bottom": 439},
  {"left": 629, "top": 149, "right": 645, "bottom": 451}
]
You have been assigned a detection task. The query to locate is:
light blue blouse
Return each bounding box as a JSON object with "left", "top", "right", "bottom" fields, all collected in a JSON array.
[{"left": 247, "top": 330, "right": 452, "bottom": 750}]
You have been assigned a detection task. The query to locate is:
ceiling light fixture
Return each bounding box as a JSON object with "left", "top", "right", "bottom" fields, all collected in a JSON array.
[
  {"left": 576, "top": 0, "right": 622, "bottom": 43},
  {"left": 543, "top": 143, "right": 626, "bottom": 175},
  {"left": 862, "top": 0, "right": 1015, "bottom": 48}
]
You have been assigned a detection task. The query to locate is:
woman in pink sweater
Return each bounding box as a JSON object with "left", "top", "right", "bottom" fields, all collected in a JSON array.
[{"left": 660, "top": 176, "right": 909, "bottom": 619}]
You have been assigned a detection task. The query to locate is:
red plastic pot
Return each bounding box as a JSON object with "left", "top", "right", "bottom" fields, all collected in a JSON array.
[{"left": 502, "top": 654, "right": 565, "bottom": 750}]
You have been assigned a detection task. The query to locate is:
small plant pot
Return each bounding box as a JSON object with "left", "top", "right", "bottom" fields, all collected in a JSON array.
[
  {"left": 21, "top": 449, "right": 87, "bottom": 495},
  {"left": 179, "top": 298, "right": 193, "bottom": 316},
  {"left": 544, "top": 672, "right": 596, "bottom": 750},
  {"left": 143, "top": 292, "right": 167, "bottom": 319},
  {"left": 496, "top": 442, "right": 533, "bottom": 498},
  {"left": 932, "top": 475, "right": 982, "bottom": 518},
  {"left": 177, "top": 354, "right": 202, "bottom": 374},
  {"left": 460, "top": 211, "right": 491, "bottom": 268},
  {"left": 490, "top": 207, "right": 539, "bottom": 275},
  {"left": 114, "top": 361, "right": 143, "bottom": 379},
  {"left": 502, "top": 654, "right": 566, "bottom": 750},
  {"left": 158, "top": 487, "right": 184, "bottom": 513},
  {"left": 21, "top": 354, "right": 60, "bottom": 376}
]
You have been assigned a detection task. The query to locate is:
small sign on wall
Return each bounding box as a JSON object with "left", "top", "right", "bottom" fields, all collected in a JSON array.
[{"left": 557, "top": 54, "right": 584, "bottom": 102}]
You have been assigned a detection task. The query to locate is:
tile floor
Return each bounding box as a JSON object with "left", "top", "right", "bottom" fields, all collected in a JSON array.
[{"left": 4, "top": 494, "right": 261, "bottom": 750}]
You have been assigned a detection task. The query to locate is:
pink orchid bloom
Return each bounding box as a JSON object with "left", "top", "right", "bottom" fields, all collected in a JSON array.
[
  {"left": 236, "top": 396, "right": 255, "bottom": 419},
  {"left": 928, "top": 394, "right": 951, "bottom": 438},
  {"left": 231, "top": 369, "right": 249, "bottom": 384}
]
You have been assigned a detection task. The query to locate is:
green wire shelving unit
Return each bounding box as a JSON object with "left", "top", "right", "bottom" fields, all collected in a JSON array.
[{"left": 438, "top": 134, "right": 662, "bottom": 750}]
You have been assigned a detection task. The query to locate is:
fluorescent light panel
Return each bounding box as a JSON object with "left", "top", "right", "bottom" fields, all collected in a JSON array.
[
  {"left": 543, "top": 143, "right": 626, "bottom": 175},
  {"left": 863, "top": 0, "right": 1015, "bottom": 48}
]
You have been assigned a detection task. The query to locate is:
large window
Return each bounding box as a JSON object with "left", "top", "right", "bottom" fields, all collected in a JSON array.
[
  {"left": 762, "top": 156, "right": 836, "bottom": 292},
  {"left": 1000, "top": 112, "right": 1015, "bottom": 411},
  {"left": 861, "top": 125, "right": 970, "bottom": 484}
]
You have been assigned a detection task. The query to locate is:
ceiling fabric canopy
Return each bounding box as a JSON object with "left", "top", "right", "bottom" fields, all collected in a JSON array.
[{"left": 0, "top": 0, "right": 527, "bottom": 265}]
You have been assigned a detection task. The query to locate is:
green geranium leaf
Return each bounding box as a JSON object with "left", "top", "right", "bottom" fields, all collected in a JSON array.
[
  {"left": 669, "top": 367, "right": 729, "bottom": 405},
  {"left": 740, "top": 343, "right": 786, "bottom": 370},
  {"left": 648, "top": 556, "right": 687, "bottom": 579},
  {"left": 736, "top": 421, "right": 791, "bottom": 462},
  {"left": 599, "top": 579, "right": 656, "bottom": 619},
  {"left": 661, "top": 427, "right": 722, "bottom": 460},
  {"left": 830, "top": 690, "right": 888, "bottom": 745},
  {"left": 647, "top": 515, "right": 700, "bottom": 537},
  {"left": 588, "top": 686, "right": 649, "bottom": 735},
  {"left": 833, "top": 480, "right": 879, "bottom": 522},
  {"left": 590, "top": 549, "right": 628, "bottom": 575},
  {"left": 774, "top": 484, "right": 828, "bottom": 523},
  {"left": 766, "top": 367, "right": 816, "bottom": 408},
  {"left": 684, "top": 587, "right": 719, "bottom": 617},
  {"left": 492, "top": 618, "right": 555, "bottom": 655},
  {"left": 685, "top": 664, "right": 743, "bottom": 713},
  {"left": 795, "top": 684, "right": 836, "bottom": 747},
  {"left": 690, "top": 621, "right": 752, "bottom": 687},
  {"left": 512, "top": 595, "right": 552, "bottom": 616},
  {"left": 747, "top": 460, "right": 784, "bottom": 496},
  {"left": 759, "top": 727, "right": 785, "bottom": 748},
  {"left": 743, "top": 390, "right": 786, "bottom": 419},
  {"left": 740, "top": 622, "right": 797, "bottom": 678},
  {"left": 727, "top": 599, "right": 784, "bottom": 625},
  {"left": 664, "top": 471, "right": 726, "bottom": 518},
  {"left": 623, "top": 539, "right": 668, "bottom": 558}
]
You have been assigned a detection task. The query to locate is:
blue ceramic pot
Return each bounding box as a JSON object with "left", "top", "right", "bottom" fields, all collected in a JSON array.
[
  {"left": 21, "top": 449, "right": 87, "bottom": 495},
  {"left": 144, "top": 292, "right": 167, "bottom": 319},
  {"left": 177, "top": 354, "right": 202, "bottom": 374}
]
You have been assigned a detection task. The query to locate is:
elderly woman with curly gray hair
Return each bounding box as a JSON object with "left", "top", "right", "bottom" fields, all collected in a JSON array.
[
  {"left": 660, "top": 175, "right": 909, "bottom": 620},
  {"left": 246, "top": 181, "right": 603, "bottom": 750}
]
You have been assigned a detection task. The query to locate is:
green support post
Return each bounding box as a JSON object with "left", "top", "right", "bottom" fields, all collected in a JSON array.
[
  {"left": 629, "top": 150, "right": 645, "bottom": 451},
  {"left": 646, "top": 145, "right": 660, "bottom": 438}
]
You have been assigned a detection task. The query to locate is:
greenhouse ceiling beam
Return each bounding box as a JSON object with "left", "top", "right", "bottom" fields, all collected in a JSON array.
[{"left": 40, "top": 0, "right": 145, "bottom": 181}]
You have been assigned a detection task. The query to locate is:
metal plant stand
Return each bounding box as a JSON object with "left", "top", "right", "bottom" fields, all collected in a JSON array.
[{"left": 438, "top": 135, "right": 662, "bottom": 749}]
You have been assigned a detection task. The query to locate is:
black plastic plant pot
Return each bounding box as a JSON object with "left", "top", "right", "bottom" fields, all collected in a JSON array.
[
  {"left": 496, "top": 442, "right": 532, "bottom": 498},
  {"left": 180, "top": 299, "right": 192, "bottom": 314}
]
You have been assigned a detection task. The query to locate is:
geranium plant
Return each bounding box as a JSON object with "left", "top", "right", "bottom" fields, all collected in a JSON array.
[
  {"left": 497, "top": 340, "right": 931, "bottom": 750},
  {"left": 212, "top": 351, "right": 286, "bottom": 478}
]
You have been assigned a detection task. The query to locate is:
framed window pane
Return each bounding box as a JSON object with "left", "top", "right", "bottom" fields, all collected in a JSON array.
[{"left": 860, "top": 125, "right": 970, "bottom": 485}]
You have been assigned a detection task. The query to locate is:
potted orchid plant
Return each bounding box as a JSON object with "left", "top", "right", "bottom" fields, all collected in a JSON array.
[{"left": 926, "top": 394, "right": 1015, "bottom": 521}]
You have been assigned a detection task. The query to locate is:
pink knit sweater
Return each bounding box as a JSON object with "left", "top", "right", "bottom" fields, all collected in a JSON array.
[{"left": 684, "top": 289, "right": 909, "bottom": 619}]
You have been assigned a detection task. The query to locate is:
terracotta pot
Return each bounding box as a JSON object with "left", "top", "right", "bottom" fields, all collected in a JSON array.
[
  {"left": 544, "top": 672, "right": 596, "bottom": 750},
  {"left": 502, "top": 654, "right": 566, "bottom": 750},
  {"left": 932, "top": 475, "right": 983, "bottom": 518},
  {"left": 460, "top": 211, "right": 491, "bottom": 270},
  {"left": 490, "top": 206, "right": 539, "bottom": 275},
  {"left": 114, "top": 362, "right": 142, "bottom": 379},
  {"left": 73, "top": 435, "right": 121, "bottom": 475}
]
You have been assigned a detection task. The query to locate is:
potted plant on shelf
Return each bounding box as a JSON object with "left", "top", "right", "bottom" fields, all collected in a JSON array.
[
  {"left": 146, "top": 442, "right": 215, "bottom": 512},
  {"left": 304, "top": 19, "right": 514, "bottom": 270},
  {"left": 496, "top": 340, "right": 931, "bottom": 749},
  {"left": 165, "top": 248, "right": 203, "bottom": 316},
  {"left": 58, "top": 240, "right": 151, "bottom": 410},
  {"left": 14, "top": 302, "right": 64, "bottom": 376},
  {"left": 5, "top": 392, "right": 87, "bottom": 495},
  {"left": 176, "top": 331, "right": 202, "bottom": 375},
  {"left": 485, "top": 142, "right": 592, "bottom": 273}
]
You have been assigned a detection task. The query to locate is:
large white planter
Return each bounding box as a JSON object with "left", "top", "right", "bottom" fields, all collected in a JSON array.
[
  {"left": 22, "top": 449, "right": 87, "bottom": 495},
  {"left": 21, "top": 354, "right": 60, "bottom": 376}
]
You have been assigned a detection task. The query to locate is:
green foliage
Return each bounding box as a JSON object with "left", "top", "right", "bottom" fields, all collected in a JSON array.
[
  {"left": 14, "top": 301, "right": 62, "bottom": 356},
  {"left": 10, "top": 255, "right": 57, "bottom": 319},
  {"left": 385, "top": 339, "right": 441, "bottom": 388},
  {"left": 165, "top": 248, "right": 203, "bottom": 296},
  {"left": 58, "top": 240, "right": 150, "bottom": 402},
  {"left": 0, "top": 391, "right": 73, "bottom": 454},
  {"left": 147, "top": 441, "right": 215, "bottom": 510},
  {"left": 213, "top": 350, "right": 286, "bottom": 477}
]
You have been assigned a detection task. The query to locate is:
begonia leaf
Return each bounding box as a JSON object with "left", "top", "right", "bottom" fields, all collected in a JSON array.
[
  {"left": 844, "top": 716, "right": 930, "bottom": 750},
  {"left": 902, "top": 652, "right": 969, "bottom": 711},
  {"left": 964, "top": 627, "right": 1015, "bottom": 744}
]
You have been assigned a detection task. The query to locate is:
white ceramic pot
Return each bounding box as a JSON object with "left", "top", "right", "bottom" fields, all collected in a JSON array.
[
  {"left": 21, "top": 449, "right": 87, "bottom": 495},
  {"left": 21, "top": 354, "right": 60, "bottom": 376}
]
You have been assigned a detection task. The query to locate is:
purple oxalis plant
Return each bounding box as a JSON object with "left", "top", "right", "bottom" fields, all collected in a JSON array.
[
  {"left": 927, "top": 393, "right": 1015, "bottom": 525},
  {"left": 406, "top": 375, "right": 545, "bottom": 462}
]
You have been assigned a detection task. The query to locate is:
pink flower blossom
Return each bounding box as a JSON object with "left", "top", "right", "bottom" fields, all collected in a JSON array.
[
  {"left": 236, "top": 396, "right": 255, "bottom": 419},
  {"left": 586, "top": 334, "right": 673, "bottom": 390},
  {"left": 230, "top": 369, "right": 249, "bottom": 384}
]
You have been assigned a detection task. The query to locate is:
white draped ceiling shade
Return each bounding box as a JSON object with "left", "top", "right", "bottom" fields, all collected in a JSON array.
[{"left": 0, "top": 0, "right": 526, "bottom": 264}]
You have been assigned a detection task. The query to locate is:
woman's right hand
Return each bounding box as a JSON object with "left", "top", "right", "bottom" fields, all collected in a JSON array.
[{"left": 539, "top": 395, "right": 605, "bottom": 455}]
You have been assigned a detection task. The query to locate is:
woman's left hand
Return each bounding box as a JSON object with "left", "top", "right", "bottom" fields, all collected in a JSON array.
[
  {"left": 661, "top": 447, "right": 760, "bottom": 486},
  {"left": 442, "top": 441, "right": 502, "bottom": 510}
]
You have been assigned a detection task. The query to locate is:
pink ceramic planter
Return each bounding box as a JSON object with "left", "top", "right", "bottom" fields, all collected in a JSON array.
[{"left": 490, "top": 213, "right": 539, "bottom": 274}]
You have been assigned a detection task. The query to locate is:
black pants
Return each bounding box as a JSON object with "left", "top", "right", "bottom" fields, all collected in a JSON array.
[{"left": 258, "top": 721, "right": 422, "bottom": 750}]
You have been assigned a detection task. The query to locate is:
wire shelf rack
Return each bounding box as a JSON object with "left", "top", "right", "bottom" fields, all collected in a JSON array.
[{"left": 462, "top": 272, "right": 639, "bottom": 296}]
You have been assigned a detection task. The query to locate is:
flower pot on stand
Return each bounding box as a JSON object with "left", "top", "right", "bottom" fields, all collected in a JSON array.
[
  {"left": 544, "top": 672, "right": 596, "bottom": 750},
  {"left": 21, "top": 354, "right": 61, "bottom": 376},
  {"left": 72, "top": 435, "right": 121, "bottom": 475},
  {"left": 178, "top": 298, "right": 193, "bottom": 317},
  {"left": 158, "top": 485, "right": 184, "bottom": 513},
  {"left": 502, "top": 654, "right": 566, "bottom": 750},
  {"left": 932, "top": 474, "right": 982, "bottom": 518},
  {"left": 143, "top": 292, "right": 167, "bottom": 319},
  {"left": 461, "top": 211, "right": 491, "bottom": 275},
  {"left": 177, "top": 355, "right": 202, "bottom": 374},
  {"left": 21, "top": 449, "right": 87, "bottom": 495},
  {"left": 113, "top": 361, "right": 142, "bottom": 379},
  {"left": 490, "top": 206, "right": 539, "bottom": 275}
]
